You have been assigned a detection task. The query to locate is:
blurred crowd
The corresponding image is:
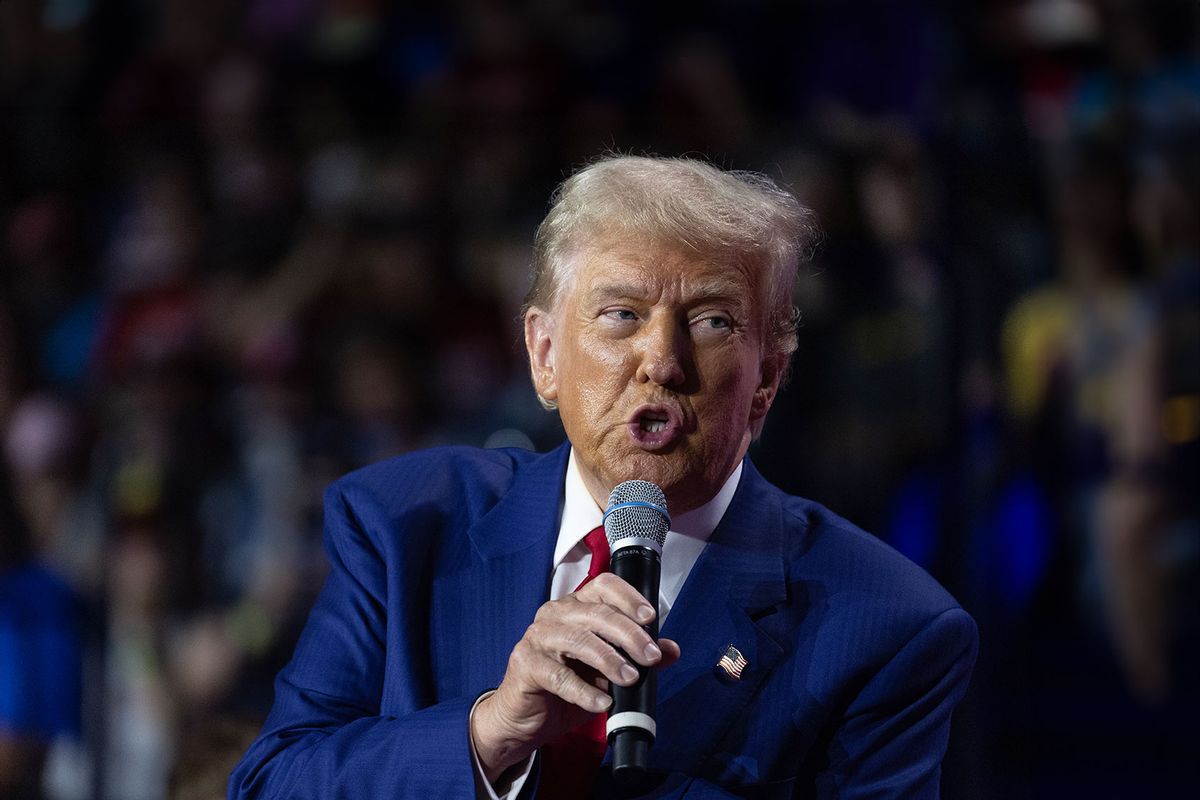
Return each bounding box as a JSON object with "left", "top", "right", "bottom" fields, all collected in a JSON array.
[{"left": 1, "top": 1, "right": 1197, "bottom": 798}]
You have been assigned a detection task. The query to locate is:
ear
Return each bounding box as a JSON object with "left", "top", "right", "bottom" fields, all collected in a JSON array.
[
  {"left": 749, "top": 352, "right": 786, "bottom": 422},
  {"left": 523, "top": 307, "right": 559, "bottom": 405}
]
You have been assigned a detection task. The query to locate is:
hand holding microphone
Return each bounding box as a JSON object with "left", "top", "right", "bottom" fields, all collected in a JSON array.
[{"left": 470, "top": 481, "right": 677, "bottom": 786}]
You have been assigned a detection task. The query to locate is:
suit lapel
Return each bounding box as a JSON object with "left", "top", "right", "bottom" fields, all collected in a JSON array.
[
  {"left": 460, "top": 443, "right": 570, "bottom": 692},
  {"left": 453, "top": 447, "right": 794, "bottom": 782},
  {"left": 646, "top": 458, "right": 791, "bottom": 778}
]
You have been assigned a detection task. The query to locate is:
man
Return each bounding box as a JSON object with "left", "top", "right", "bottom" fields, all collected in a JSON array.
[{"left": 230, "top": 155, "right": 977, "bottom": 799}]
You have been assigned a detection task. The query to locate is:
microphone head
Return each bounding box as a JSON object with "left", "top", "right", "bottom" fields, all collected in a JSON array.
[{"left": 604, "top": 480, "right": 669, "bottom": 554}]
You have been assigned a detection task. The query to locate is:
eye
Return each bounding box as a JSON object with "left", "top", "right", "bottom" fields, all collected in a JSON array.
[
  {"left": 692, "top": 312, "right": 733, "bottom": 333},
  {"left": 603, "top": 308, "right": 639, "bottom": 322}
]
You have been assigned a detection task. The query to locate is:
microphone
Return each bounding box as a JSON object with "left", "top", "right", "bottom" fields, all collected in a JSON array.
[{"left": 603, "top": 479, "right": 669, "bottom": 787}]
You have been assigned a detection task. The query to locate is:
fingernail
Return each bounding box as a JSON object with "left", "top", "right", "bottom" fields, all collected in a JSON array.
[
  {"left": 636, "top": 605, "right": 654, "bottom": 623},
  {"left": 593, "top": 694, "right": 612, "bottom": 712},
  {"left": 620, "top": 664, "right": 639, "bottom": 683},
  {"left": 643, "top": 642, "right": 662, "bottom": 661}
]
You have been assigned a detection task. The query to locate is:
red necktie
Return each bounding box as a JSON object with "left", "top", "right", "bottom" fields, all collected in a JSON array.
[
  {"left": 576, "top": 525, "right": 610, "bottom": 589},
  {"left": 539, "top": 526, "right": 610, "bottom": 797}
]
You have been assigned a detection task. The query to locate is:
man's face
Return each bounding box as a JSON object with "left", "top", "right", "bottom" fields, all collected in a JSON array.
[{"left": 525, "top": 237, "right": 784, "bottom": 514}]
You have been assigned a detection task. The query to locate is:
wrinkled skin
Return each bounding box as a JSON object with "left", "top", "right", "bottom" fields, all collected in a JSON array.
[{"left": 525, "top": 238, "right": 784, "bottom": 513}]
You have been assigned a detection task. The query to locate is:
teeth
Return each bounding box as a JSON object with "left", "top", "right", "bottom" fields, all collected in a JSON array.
[{"left": 641, "top": 420, "right": 666, "bottom": 433}]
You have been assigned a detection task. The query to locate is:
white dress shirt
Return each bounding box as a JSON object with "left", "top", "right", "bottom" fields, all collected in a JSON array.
[
  {"left": 473, "top": 448, "right": 743, "bottom": 798},
  {"left": 551, "top": 448, "right": 742, "bottom": 626}
]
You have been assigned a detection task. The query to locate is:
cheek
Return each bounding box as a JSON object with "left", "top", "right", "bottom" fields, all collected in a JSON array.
[
  {"left": 698, "top": 359, "right": 759, "bottom": 425},
  {"left": 571, "top": 337, "right": 634, "bottom": 389},
  {"left": 557, "top": 349, "right": 629, "bottom": 434},
  {"left": 576, "top": 383, "right": 612, "bottom": 418},
  {"left": 703, "top": 352, "right": 756, "bottom": 396},
  {"left": 587, "top": 336, "right": 632, "bottom": 369}
]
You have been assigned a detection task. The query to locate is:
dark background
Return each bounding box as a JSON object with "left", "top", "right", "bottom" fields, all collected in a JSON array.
[{"left": 1, "top": 1, "right": 1197, "bottom": 798}]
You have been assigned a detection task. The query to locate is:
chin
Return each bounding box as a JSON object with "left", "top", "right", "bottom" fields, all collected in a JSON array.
[
  {"left": 626, "top": 462, "right": 706, "bottom": 509},
  {"left": 614, "top": 451, "right": 683, "bottom": 480}
]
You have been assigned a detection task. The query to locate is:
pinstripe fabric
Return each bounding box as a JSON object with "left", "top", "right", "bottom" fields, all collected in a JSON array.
[{"left": 230, "top": 444, "right": 977, "bottom": 799}]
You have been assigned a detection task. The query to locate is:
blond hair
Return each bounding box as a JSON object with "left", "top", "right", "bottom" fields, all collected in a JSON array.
[{"left": 523, "top": 154, "right": 820, "bottom": 359}]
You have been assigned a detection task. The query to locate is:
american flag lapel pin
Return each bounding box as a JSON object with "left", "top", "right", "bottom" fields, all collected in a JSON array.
[{"left": 716, "top": 644, "right": 748, "bottom": 681}]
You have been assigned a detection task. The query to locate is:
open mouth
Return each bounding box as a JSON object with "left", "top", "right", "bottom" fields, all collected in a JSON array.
[
  {"left": 627, "top": 405, "right": 682, "bottom": 449},
  {"left": 639, "top": 413, "right": 670, "bottom": 433}
]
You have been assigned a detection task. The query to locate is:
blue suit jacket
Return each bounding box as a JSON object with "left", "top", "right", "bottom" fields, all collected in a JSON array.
[{"left": 230, "top": 443, "right": 977, "bottom": 799}]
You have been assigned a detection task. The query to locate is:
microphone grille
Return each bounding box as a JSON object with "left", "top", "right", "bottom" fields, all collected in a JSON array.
[{"left": 604, "top": 480, "right": 669, "bottom": 550}]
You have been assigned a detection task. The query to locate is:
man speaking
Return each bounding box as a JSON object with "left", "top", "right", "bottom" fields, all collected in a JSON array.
[{"left": 230, "top": 155, "right": 977, "bottom": 798}]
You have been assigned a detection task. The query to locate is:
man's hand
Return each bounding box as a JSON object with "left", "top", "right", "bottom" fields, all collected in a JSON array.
[{"left": 470, "top": 573, "right": 681, "bottom": 782}]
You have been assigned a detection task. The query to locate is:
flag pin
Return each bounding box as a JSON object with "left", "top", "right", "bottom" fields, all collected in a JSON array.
[{"left": 715, "top": 644, "right": 748, "bottom": 681}]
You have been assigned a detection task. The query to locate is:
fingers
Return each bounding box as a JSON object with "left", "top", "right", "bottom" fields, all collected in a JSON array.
[
  {"left": 529, "top": 605, "right": 651, "bottom": 689},
  {"left": 477, "top": 588, "right": 681, "bottom": 772},
  {"left": 577, "top": 573, "right": 658, "bottom": 628},
  {"left": 510, "top": 574, "right": 669, "bottom": 696},
  {"left": 566, "top": 576, "right": 661, "bottom": 665},
  {"left": 656, "top": 637, "right": 682, "bottom": 668},
  {"left": 536, "top": 652, "right": 612, "bottom": 714}
]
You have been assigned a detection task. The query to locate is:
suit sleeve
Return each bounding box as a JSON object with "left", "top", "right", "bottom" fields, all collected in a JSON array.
[
  {"left": 228, "top": 484, "right": 480, "bottom": 800},
  {"left": 816, "top": 606, "right": 978, "bottom": 799}
]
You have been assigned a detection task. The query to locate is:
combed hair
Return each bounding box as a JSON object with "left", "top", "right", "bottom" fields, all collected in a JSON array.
[{"left": 523, "top": 154, "right": 820, "bottom": 359}]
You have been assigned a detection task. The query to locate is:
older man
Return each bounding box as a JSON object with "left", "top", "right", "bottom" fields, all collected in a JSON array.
[{"left": 230, "top": 156, "right": 977, "bottom": 799}]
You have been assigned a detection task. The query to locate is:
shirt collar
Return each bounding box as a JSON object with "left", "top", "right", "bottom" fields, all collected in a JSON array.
[
  {"left": 554, "top": 448, "right": 604, "bottom": 566},
  {"left": 554, "top": 447, "right": 743, "bottom": 567}
]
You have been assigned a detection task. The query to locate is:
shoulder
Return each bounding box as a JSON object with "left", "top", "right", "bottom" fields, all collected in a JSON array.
[
  {"left": 786, "top": 493, "right": 962, "bottom": 611},
  {"left": 760, "top": 476, "right": 976, "bottom": 658},
  {"left": 333, "top": 445, "right": 541, "bottom": 502},
  {"left": 321, "top": 445, "right": 559, "bottom": 553}
]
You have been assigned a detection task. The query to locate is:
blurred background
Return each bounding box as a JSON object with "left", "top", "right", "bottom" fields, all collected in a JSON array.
[{"left": 1, "top": 0, "right": 1197, "bottom": 798}]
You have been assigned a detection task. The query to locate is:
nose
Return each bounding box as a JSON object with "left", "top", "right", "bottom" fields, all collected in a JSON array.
[{"left": 635, "top": 315, "right": 688, "bottom": 387}]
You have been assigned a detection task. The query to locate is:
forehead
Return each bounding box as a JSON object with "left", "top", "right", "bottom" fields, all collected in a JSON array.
[{"left": 565, "top": 237, "right": 761, "bottom": 302}]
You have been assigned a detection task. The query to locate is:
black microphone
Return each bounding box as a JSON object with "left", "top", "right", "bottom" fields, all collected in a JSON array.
[{"left": 603, "top": 479, "right": 669, "bottom": 787}]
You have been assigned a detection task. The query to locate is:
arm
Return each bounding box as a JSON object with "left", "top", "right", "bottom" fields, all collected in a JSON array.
[
  {"left": 228, "top": 485, "right": 482, "bottom": 800},
  {"left": 816, "top": 607, "right": 978, "bottom": 799},
  {"left": 229, "top": 482, "right": 677, "bottom": 799}
]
